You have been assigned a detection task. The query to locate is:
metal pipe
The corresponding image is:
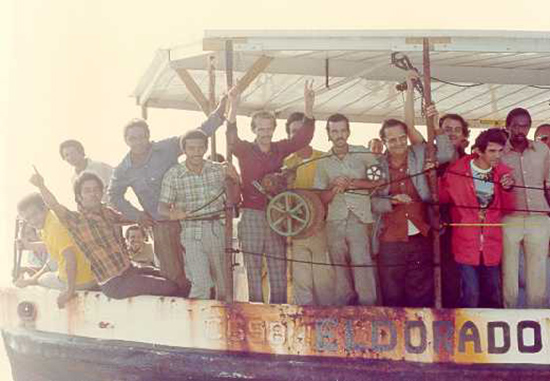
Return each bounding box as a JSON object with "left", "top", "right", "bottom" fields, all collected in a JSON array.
[
  {"left": 423, "top": 38, "right": 442, "bottom": 308},
  {"left": 208, "top": 55, "right": 217, "bottom": 159},
  {"left": 224, "top": 40, "right": 234, "bottom": 303}
]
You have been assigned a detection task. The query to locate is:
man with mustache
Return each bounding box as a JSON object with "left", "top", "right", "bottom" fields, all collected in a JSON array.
[
  {"left": 501, "top": 108, "right": 550, "bottom": 308},
  {"left": 314, "top": 114, "right": 384, "bottom": 306},
  {"left": 226, "top": 82, "right": 315, "bottom": 304},
  {"left": 158, "top": 129, "right": 240, "bottom": 300},
  {"left": 108, "top": 99, "right": 227, "bottom": 292}
]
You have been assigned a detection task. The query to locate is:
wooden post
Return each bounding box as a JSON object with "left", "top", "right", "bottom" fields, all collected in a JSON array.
[
  {"left": 423, "top": 38, "right": 442, "bottom": 308},
  {"left": 208, "top": 55, "right": 217, "bottom": 160},
  {"left": 224, "top": 40, "right": 234, "bottom": 303}
]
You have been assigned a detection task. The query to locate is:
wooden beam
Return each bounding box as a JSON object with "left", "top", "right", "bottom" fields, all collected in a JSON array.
[
  {"left": 235, "top": 55, "right": 273, "bottom": 93},
  {"left": 174, "top": 68, "right": 210, "bottom": 115}
]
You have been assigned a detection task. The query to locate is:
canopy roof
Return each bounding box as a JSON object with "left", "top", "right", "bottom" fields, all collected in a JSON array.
[{"left": 133, "top": 30, "right": 550, "bottom": 127}]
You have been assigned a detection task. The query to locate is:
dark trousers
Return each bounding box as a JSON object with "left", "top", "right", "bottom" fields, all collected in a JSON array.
[
  {"left": 101, "top": 265, "right": 180, "bottom": 300},
  {"left": 153, "top": 220, "right": 191, "bottom": 292},
  {"left": 378, "top": 234, "right": 434, "bottom": 307},
  {"left": 458, "top": 263, "right": 502, "bottom": 308},
  {"left": 440, "top": 227, "right": 461, "bottom": 308}
]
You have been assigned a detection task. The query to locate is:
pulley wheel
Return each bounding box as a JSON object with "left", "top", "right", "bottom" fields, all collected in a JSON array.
[
  {"left": 266, "top": 191, "right": 311, "bottom": 237},
  {"left": 366, "top": 165, "right": 383, "bottom": 182}
]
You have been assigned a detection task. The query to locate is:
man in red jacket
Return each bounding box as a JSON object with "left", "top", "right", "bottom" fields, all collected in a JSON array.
[{"left": 440, "top": 129, "right": 514, "bottom": 308}]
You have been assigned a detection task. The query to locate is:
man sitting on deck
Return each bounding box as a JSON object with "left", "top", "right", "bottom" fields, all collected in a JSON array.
[
  {"left": 226, "top": 82, "right": 315, "bottom": 304},
  {"left": 372, "top": 117, "right": 453, "bottom": 307},
  {"left": 158, "top": 129, "right": 240, "bottom": 300},
  {"left": 125, "top": 225, "right": 156, "bottom": 267},
  {"left": 30, "top": 170, "right": 180, "bottom": 299},
  {"left": 107, "top": 98, "right": 227, "bottom": 292},
  {"left": 15, "top": 192, "right": 96, "bottom": 308},
  {"left": 283, "top": 112, "right": 335, "bottom": 306},
  {"left": 314, "top": 113, "right": 383, "bottom": 306},
  {"left": 440, "top": 129, "right": 514, "bottom": 308}
]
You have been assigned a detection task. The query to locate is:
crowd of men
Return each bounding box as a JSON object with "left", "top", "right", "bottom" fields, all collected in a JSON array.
[{"left": 14, "top": 73, "right": 550, "bottom": 310}]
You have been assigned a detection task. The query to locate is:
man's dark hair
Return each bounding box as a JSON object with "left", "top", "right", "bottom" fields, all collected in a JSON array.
[
  {"left": 379, "top": 119, "right": 408, "bottom": 140},
  {"left": 73, "top": 172, "right": 104, "bottom": 202},
  {"left": 325, "top": 113, "right": 350, "bottom": 135},
  {"left": 180, "top": 129, "right": 209, "bottom": 151},
  {"left": 17, "top": 193, "right": 47, "bottom": 215},
  {"left": 473, "top": 128, "right": 508, "bottom": 153},
  {"left": 439, "top": 114, "right": 470, "bottom": 138},
  {"left": 123, "top": 118, "right": 150, "bottom": 139},
  {"left": 125, "top": 224, "right": 148, "bottom": 241},
  {"left": 59, "top": 140, "right": 85, "bottom": 159},
  {"left": 505, "top": 108, "right": 532, "bottom": 128},
  {"left": 285, "top": 112, "right": 305, "bottom": 136}
]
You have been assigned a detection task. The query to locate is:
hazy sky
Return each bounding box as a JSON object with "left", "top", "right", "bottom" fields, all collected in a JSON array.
[{"left": 1, "top": 0, "right": 549, "bottom": 286}]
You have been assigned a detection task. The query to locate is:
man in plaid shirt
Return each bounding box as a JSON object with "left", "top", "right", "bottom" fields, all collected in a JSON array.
[
  {"left": 158, "top": 130, "right": 240, "bottom": 300},
  {"left": 30, "top": 169, "right": 180, "bottom": 299}
]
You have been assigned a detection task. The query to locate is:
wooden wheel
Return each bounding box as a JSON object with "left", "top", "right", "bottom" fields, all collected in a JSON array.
[{"left": 266, "top": 191, "right": 311, "bottom": 237}]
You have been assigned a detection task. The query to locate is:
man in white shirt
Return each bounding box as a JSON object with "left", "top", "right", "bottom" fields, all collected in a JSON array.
[{"left": 59, "top": 139, "right": 113, "bottom": 202}]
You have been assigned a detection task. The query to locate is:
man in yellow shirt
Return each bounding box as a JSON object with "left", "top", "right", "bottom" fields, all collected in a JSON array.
[
  {"left": 284, "top": 112, "right": 335, "bottom": 305},
  {"left": 16, "top": 193, "right": 96, "bottom": 308}
]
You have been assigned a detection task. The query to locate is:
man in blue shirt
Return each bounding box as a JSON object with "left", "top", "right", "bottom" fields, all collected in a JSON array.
[{"left": 108, "top": 99, "right": 226, "bottom": 291}]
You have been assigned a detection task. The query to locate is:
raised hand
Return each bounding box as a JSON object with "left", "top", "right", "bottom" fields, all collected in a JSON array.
[
  {"left": 304, "top": 79, "right": 315, "bottom": 119},
  {"left": 29, "top": 166, "right": 45, "bottom": 188},
  {"left": 227, "top": 84, "right": 241, "bottom": 123},
  {"left": 214, "top": 94, "right": 228, "bottom": 119}
]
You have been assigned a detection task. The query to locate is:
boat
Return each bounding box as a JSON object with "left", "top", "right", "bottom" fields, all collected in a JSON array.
[{"left": 2, "top": 29, "right": 550, "bottom": 381}]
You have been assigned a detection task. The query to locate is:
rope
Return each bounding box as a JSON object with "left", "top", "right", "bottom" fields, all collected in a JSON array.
[{"left": 227, "top": 248, "right": 439, "bottom": 269}]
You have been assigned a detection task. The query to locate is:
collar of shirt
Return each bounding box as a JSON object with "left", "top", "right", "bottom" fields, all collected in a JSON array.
[
  {"left": 505, "top": 138, "right": 536, "bottom": 153},
  {"left": 177, "top": 160, "right": 218, "bottom": 177},
  {"left": 119, "top": 140, "right": 166, "bottom": 170}
]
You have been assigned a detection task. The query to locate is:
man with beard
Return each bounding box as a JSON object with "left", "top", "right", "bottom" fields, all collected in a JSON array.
[
  {"left": 501, "top": 108, "right": 550, "bottom": 308},
  {"left": 314, "top": 114, "right": 384, "bottom": 306}
]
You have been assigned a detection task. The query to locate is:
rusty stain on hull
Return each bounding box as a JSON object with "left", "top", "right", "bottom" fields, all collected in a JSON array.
[{"left": 2, "top": 286, "right": 550, "bottom": 367}]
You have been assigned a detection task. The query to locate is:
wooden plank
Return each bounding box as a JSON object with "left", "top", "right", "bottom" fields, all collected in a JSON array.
[
  {"left": 174, "top": 68, "right": 210, "bottom": 115},
  {"left": 235, "top": 55, "right": 274, "bottom": 94}
]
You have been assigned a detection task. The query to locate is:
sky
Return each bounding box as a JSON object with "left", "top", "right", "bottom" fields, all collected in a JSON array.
[
  {"left": 0, "top": 0, "right": 549, "bottom": 378},
  {"left": 1, "top": 0, "right": 549, "bottom": 284}
]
